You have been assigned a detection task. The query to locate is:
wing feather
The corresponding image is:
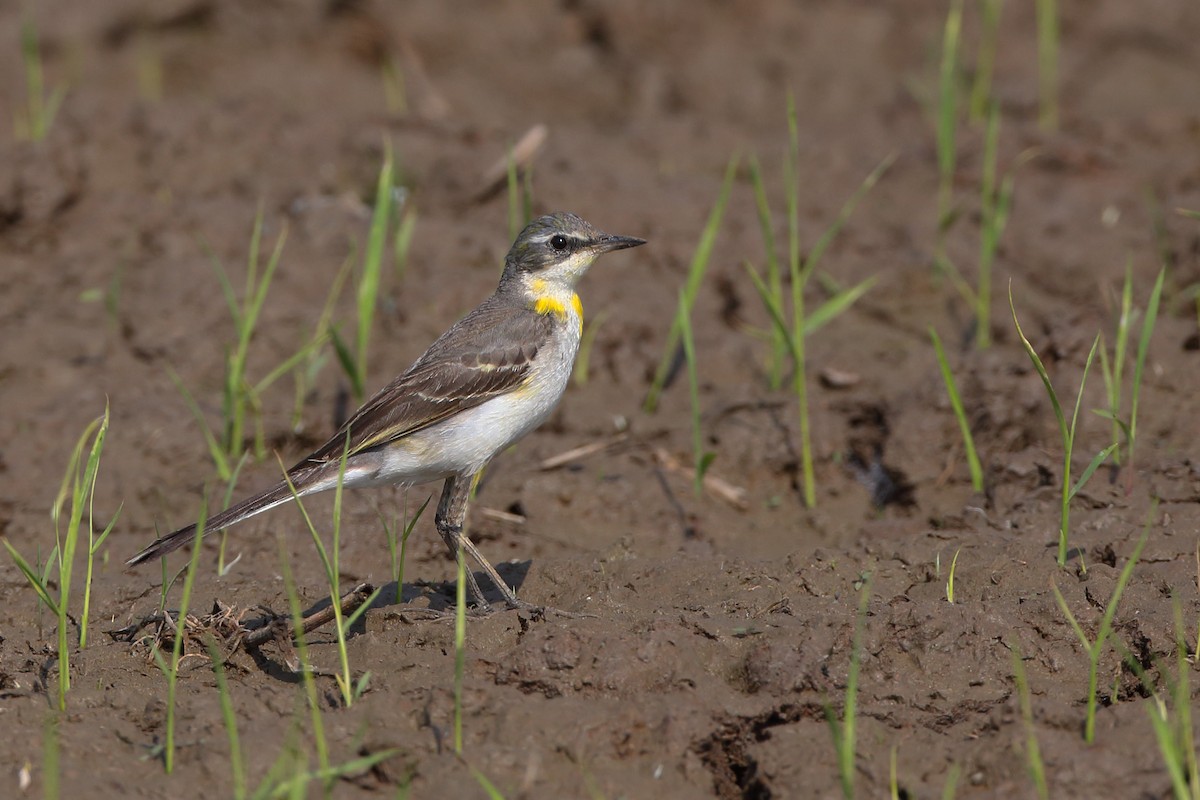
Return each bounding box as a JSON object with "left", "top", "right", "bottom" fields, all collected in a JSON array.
[{"left": 295, "top": 296, "right": 553, "bottom": 468}]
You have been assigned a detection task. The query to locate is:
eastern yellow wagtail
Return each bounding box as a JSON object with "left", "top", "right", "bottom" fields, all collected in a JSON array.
[{"left": 128, "top": 212, "right": 645, "bottom": 611}]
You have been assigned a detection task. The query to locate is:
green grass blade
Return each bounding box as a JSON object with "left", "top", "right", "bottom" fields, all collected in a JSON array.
[
  {"left": 1095, "top": 523, "right": 1149, "bottom": 649},
  {"left": 252, "top": 329, "right": 326, "bottom": 396},
  {"left": 393, "top": 204, "right": 417, "bottom": 282},
  {"left": 468, "top": 763, "right": 508, "bottom": 800},
  {"left": 79, "top": 405, "right": 112, "bottom": 649},
  {"left": 1050, "top": 580, "right": 1091, "bottom": 651},
  {"left": 277, "top": 545, "right": 330, "bottom": 780},
  {"left": 329, "top": 325, "right": 363, "bottom": 401},
  {"left": 644, "top": 154, "right": 738, "bottom": 412},
  {"left": 341, "top": 584, "right": 383, "bottom": 635},
  {"left": 1128, "top": 267, "right": 1165, "bottom": 471},
  {"left": 164, "top": 499, "right": 208, "bottom": 773},
  {"left": 1010, "top": 283, "right": 1076, "bottom": 563},
  {"left": 81, "top": 501, "right": 122, "bottom": 649},
  {"left": 785, "top": 92, "right": 801, "bottom": 289},
  {"left": 929, "top": 327, "right": 984, "bottom": 492},
  {"left": 1011, "top": 649, "right": 1049, "bottom": 800},
  {"left": 1008, "top": 309, "right": 1065, "bottom": 438},
  {"left": 968, "top": 0, "right": 1002, "bottom": 122},
  {"left": 1035, "top": 0, "right": 1059, "bottom": 130},
  {"left": 506, "top": 145, "right": 521, "bottom": 242},
  {"left": 804, "top": 275, "right": 878, "bottom": 337},
  {"left": 90, "top": 501, "right": 122, "bottom": 556},
  {"left": 1148, "top": 699, "right": 1191, "bottom": 799},
  {"left": 677, "top": 290, "right": 710, "bottom": 495},
  {"left": 1068, "top": 444, "right": 1118, "bottom": 500},
  {"left": 356, "top": 145, "right": 396, "bottom": 398},
  {"left": 803, "top": 154, "right": 895, "bottom": 279},
  {"left": 205, "top": 636, "right": 246, "bottom": 800},
  {"left": 837, "top": 576, "right": 871, "bottom": 798},
  {"left": 269, "top": 750, "right": 400, "bottom": 798},
  {"left": 744, "top": 262, "right": 798, "bottom": 362},
  {"left": 399, "top": 493, "right": 429, "bottom": 594},
  {"left": 936, "top": 0, "right": 963, "bottom": 240},
  {"left": 167, "top": 366, "right": 232, "bottom": 480},
  {"left": 242, "top": 216, "right": 289, "bottom": 371},
  {"left": 43, "top": 710, "right": 61, "bottom": 800},
  {"left": 1068, "top": 335, "right": 1101, "bottom": 453},
  {"left": 279, "top": 442, "right": 354, "bottom": 707},
  {"left": 975, "top": 102, "right": 1003, "bottom": 348},
  {"left": 3, "top": 540, "right": 60, "bottom": 614},
  {"left": 1113, "top": 259, "right": 1134, "bottom": 410},
  {"left": 748, "top": 153, "right": 787, "bottom": 389}
]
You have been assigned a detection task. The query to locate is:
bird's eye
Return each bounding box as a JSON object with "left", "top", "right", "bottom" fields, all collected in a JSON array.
[{"left": 549, "top": 234, "right": 570, "bottom": 252}]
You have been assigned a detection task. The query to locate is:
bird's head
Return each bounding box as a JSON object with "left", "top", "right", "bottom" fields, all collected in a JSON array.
[{"left": 501, "top": 212, "right": 645, "bottom": 290}]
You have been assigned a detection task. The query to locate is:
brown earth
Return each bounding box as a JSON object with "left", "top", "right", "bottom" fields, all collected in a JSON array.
[{"left": 2, "top": 1, "right": 1200, "bottom": 798}]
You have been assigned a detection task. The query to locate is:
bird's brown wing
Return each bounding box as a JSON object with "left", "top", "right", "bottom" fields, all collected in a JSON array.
[{"left": 296, "top": 297, "right": 555, "bottom": 468}]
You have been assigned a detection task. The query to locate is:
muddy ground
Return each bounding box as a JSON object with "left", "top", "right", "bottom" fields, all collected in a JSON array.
[{"left": 2, "top": 1, "right": 1200, "bottom": 797}]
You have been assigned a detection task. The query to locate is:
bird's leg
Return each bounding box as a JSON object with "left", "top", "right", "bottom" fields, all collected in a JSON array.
[{"left": 435, "top": 474, "right": 520, "bottom": 611}]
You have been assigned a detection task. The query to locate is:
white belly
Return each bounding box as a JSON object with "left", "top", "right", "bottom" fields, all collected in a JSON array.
[{"left": 372, "top": 324, "right": 579, "bottom": 485}]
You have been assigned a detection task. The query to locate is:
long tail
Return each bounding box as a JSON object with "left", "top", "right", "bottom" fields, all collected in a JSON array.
[{"left": 127, "top": 474, "right": 309, "bottom": 566}]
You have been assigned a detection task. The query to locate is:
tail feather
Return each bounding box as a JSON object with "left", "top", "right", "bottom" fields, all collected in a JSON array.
[{"left": 126, "top": 479, "right": 298, "bottom": 567}]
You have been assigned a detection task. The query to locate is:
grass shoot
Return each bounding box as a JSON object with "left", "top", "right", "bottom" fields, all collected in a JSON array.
[
  {"left": 156, "top": 501, "right": 207, "bottom": 774},
  {"left": 940, "top": 101, "right": 1029, "bottom": 348},
  {"left": 281, "top": 440, "right": 381, "bottom": 707},
  {"left": 278, "top": 544, "right": 332, "bottom": 787},
  {"left": 935, "top": 0, "right": 963, "bottom": 270},
  {"left": 205, "top": 635, "right": 247, "bottom": 800},
  {"left": 384, "top": 492, "right": 432, "bottom": 603},
  {"left": 825, "top": 573, "right": 870, "bottom": 799},
  {"left": 1011, "top": 649, "right": 1049, "bottom": 799},
  {"left": 467, "top": 762, "right": 508, "bottom": 799},
  {"left": 213, "top": 209, "right": 288, "bottom": 470},
  {"left": 968, "top": 0, "right": 1002, "bottom": 122},
  {"left": 929, "top": 327, "right": 984, "bottom": 492},
  {"left": 3, "top": 404, "right": 114, "bottom": 710},
  {"left": 216, "top": 452, "right": 250, "bottom": 577},
  {"left": 1035, "top": 0, "right": 1059, "bottom": 130},
  {"left": 889, "top": 745, "right": 900, "bottom": 800},
  {"left": 506, "top": 143, "right": 535, "bottom": 243},
  {"left": 746, "top": 145, "right": 891, "bottom": 507},
  {"left": 15, "top": 15, "right": 66, "bottom": 142},
  {"left": 176, "top": 209, "right": 327, "bottom": 481},
  {"left": 945, "top": 547, "right": 961, "bottom": 604},
  {"left": 1097, "top": 265, "right": 1164, "bottom": 475},
  {"left": 43, "top": 711, "right": 60, "bottom": 800},
  {"left": 393, "top": 194, "right": 418, "bottom": 283},
  {"left": 1124, "top": 267, "right": 1164, "bottom": 476},
  {"left": 748, "top": 150, "right": 788, "bottom": 390},
  {"left": 381, "top": 55, "right": 407, "bottom": 115},
  {"left": 333, "top": 146, "right": 398, "bottom": 404},
  {"left": 1146, "top": 600, "right": 1200, "bottom": 800},
  {"left": 644, "top": 153, "right": 739, "bottom": 413},
  {"left": 677, "top": 290, "right": 714, "bottom": 494},
  {"left": 942, "top": 764, "right": 962, "bottom": 799},
  {"left": 1010, "top": 284, "right": 1117, "bottom": 566},
  {"left": 1050, "top": 519, "right": 1148, "bottom": 744}
]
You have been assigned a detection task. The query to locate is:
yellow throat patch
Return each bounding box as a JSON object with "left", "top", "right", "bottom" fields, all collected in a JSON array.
[{"left": 531, "top": 282, "right": 584, "bottom": 334}]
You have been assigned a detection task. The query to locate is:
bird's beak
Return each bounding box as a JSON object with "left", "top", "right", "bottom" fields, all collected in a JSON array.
[{"left": 593, "top": 233, "right": 647, "bottom": 253}]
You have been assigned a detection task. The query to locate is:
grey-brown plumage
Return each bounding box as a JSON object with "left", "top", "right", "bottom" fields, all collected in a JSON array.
[{"left": 128, "top": 212, "right": 645, "bottom": 611}]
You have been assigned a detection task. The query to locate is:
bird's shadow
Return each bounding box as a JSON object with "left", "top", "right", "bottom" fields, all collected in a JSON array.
[{"left": 241, "top": 560, "right": 532, "bottom": 684}]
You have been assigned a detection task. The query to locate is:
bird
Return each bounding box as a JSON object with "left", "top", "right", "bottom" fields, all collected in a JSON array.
[{"left": 128, "top": 212, "right": 645, "bottom": 612}]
